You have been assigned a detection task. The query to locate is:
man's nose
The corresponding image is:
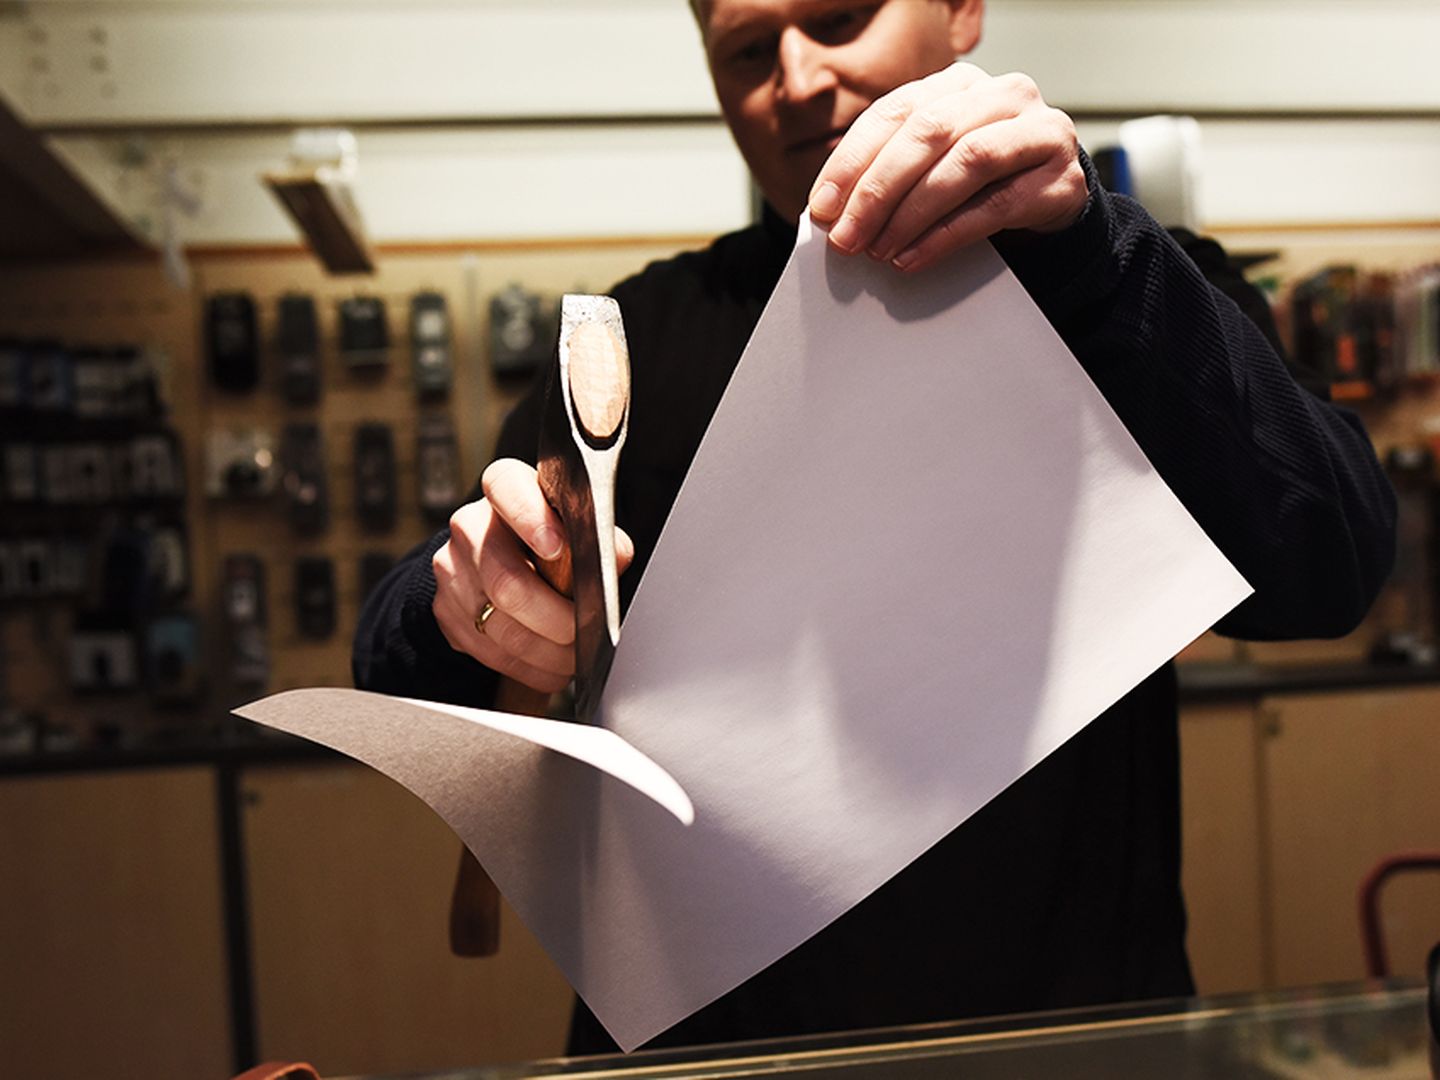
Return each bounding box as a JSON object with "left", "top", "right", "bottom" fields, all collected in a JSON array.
[{"left": 775, "top": 26, "right": 838, "bottom": 103}]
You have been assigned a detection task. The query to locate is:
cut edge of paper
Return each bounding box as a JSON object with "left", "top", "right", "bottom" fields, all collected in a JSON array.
[{"left": 233, "top": 688, "right": 694, "bottom": 826}]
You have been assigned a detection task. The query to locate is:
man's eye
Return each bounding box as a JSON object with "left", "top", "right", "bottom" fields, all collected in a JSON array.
[
  {"left": 728, "top": 34, "right": 778, "bottom": 70},
  {"left": 808, "top": 4, "right": 879, "bottom": 45}
]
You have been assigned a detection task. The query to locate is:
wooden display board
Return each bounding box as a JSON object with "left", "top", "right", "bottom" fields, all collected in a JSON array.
[
  {"left": 0, "top": 237, "right": 694, "bottom": 1075},
  {"left": 0, "top": 257, "right": 199, "bottom": 735},
  {"left": 0, "top": 238, "right": 693, "bottom": 732}
]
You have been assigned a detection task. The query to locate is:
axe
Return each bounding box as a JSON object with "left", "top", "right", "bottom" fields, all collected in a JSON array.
[{"left": 450, "top": 294, "right": 631, "bottom": 956}]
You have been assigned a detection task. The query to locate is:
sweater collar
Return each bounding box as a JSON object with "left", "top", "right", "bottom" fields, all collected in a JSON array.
[{"left": 760, "top": 201, "right": 799, "bottom": 252}]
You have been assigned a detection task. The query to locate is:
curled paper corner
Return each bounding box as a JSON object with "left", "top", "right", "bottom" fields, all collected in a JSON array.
[
  {"left": 231, "top": 687, "right": 695, "bottom": 827},
  {"left": 396, "top": 697, "right": 696, "bottom": 827}
]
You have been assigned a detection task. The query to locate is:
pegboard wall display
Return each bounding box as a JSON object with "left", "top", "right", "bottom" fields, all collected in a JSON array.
[
  {"left": 1187, "top": 229, "right": 1440, "bottom": 669},
  {"left": 4, "top": 231, "right": 1437, "bottom": 752},
  {"left": 0, "top": 239, "right": 694, "bottom": 752}
]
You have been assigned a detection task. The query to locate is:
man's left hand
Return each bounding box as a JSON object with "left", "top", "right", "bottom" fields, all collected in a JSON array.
[{"left": 807, "top": 62, "right": 1088, "bottom": 273}]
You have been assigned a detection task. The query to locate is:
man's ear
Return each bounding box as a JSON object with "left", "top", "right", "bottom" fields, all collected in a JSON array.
[{"left": 947, "top": 0, "right": 984, "bottom": 55}]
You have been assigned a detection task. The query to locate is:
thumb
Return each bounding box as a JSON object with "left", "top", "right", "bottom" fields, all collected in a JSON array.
[{"left": 616, "top": 527, "right": 636, "bottom": 573}]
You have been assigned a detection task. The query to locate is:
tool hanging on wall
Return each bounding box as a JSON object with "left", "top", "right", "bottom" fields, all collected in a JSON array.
[
  {"left": 277, "top": 293, "right": 322, "bottom": 406},
  {"left": 416, "top": 413, "right": 461, "bottom": 525},
  {"left": 207, "top": 293, "right": 260, "bottom": 392},
  {"left": 488, "top": 284, "right": 555, "bottom": 380},
  {"left": 222, "top": 554, "right": 269, "bottom": 690},
  {"left": 410, "top": 291, "right": 453, "bottom": 399},
  {"left": 280, "top": 422, "right": 329, "bottom": 535},
  {"left": 339, "top": 296, "right": 389, "bottom": 372},
  {"left": 294, "top": 556, "right": 337, "bottom": 640},
  {"left": 353, "top": 422, "right": 397, "bottom": 531}
]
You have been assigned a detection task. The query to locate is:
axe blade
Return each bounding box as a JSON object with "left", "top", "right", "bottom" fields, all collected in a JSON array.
[{"left": 536, "top": 294, "right": 630, "bottom": 723}]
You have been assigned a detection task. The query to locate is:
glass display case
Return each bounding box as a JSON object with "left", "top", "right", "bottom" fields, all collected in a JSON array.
[{"left": 349, "top": 981, "right": 1432, "bottom": 1079}]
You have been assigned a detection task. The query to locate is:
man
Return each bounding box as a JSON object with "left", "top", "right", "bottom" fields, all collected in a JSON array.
[{"left": 355, "top": 0, "right": 1395, "bottom": 1055}]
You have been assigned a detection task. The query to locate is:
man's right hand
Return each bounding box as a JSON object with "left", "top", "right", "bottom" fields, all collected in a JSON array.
[{"left": 431, "top": 458, "right": 633, "bottom": 694}]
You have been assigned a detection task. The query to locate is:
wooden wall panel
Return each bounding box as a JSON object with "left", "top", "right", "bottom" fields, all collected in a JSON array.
[
  {"left": 1179, "top": 701, "right": 1266, "bottom": 995},
  {"left": 0, "top": 239, "right": 691, "bottom": 1075},
  {"left": 0, "top": 258, "right": 200, "bottom": 738},
  {"left": 0, "top": 768, "right": 230, "bottom": 1079},
  {"left": 241, "top": 761, "right": 574, "bottom": 1075},
  {"left": 187, "top": 240, "right": 692, "bottom": 700},
  {"left": 189, "top": 253, "right": 473, "bottom": 701},
  {"left": 0, "top": 238, "right": 697, "bottom": 726},
  {"left": 1260, "top": 687, "right": 1440, "bottom": 987}
]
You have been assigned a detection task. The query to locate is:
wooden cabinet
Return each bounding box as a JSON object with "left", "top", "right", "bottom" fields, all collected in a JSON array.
[
  {"left": 1260, "top": 686, "right": 1440, "bottom": 987},
  {"left": 0, "top": 767, "right": 232, "bottom": 1079},
  {"left": 1179, "top": 701, "right": 1267, "bottom": 994},
  {"left": 4, "top": 682, "right": 1437, "bottom": 1078},
  {"left": 240, "top": 762, "right": 573, "bottom": 1076},
  {"left": 1180, "top": 684, "right": 1440, "bottom": 998},
  {"left": 0, "top": 759, "right": 576, "bottom": 1078}
]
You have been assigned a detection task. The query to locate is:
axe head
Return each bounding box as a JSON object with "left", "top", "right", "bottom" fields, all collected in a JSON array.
[{"left": 537, "top": 294, "right": 630, "bottom": 723}]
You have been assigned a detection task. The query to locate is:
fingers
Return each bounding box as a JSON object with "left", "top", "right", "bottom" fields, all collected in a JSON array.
[
  {"left": 616, "top": 526, "right": 635, "bottom": 573},
  {"left": 812, "top": 64, "right": 1002, "bottom": 252},
  {"left": 841, "top": 90, "right": 1036, "bottom": 257},
  {"left": 876, "top": 112, "right": 1081, "bottom": 265},
  {"left": 433, "top": 461, "right": 576, "bottom": 694},
  {"left": 809, "top": 63, "right": 986, "bottom": 219},
  {"left": 432, "top": 457, "right": 642, "bottom": 696},
  {"left": 447, "top": 495, "right": 575, "bottom": 646},
  {"left": 807, "top": 65, "right": 1086, "bottom": 265},
  {"left": 482, "top": 458, "right": 565, "bottom": 563},
  {"left": 431, "top": 579, "right": 573, "bottom": 694},
  {"left": 891, "top": 152, "right": 1086, "bottom": 274}
]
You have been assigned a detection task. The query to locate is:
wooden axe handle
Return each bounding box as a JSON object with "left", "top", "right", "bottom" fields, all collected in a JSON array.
[{"left": 448, "top": 465, "right": 574, "bottom": 957}]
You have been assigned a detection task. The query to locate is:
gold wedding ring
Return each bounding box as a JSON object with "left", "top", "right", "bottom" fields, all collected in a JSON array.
[{"left": 475, "top": 601, "right": 497, "bottom": 635}]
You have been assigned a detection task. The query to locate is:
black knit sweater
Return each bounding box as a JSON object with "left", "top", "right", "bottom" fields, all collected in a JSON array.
[{"left": 353, "top": 172, "right": 1395, "bottom": 1052}]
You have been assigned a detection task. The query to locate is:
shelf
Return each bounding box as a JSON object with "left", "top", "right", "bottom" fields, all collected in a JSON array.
[{"left": 0, "top": 94, "right": 146, "bottom": 262}]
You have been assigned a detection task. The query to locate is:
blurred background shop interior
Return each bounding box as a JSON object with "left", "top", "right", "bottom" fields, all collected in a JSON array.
[{"left": 1, "top": 1, "right": 1439, "bottom": 1077}]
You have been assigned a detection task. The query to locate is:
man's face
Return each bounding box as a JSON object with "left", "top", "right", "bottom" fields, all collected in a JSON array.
[{"left": 700, "top": 0, "right": 983, "bottom": 222}]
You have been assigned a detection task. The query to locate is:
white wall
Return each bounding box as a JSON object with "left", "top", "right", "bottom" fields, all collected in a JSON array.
[
  {"left": 7, "top": 1, "right": 1438, "bottom": 124},
  {"left": 1075, "top": 118, "right": 1440, "bottom": 229},
  {"left": 1, "top": 0, "right": 1437, "bottom": 247},
  {"left": 971, "top": 1, "right": 1440, "bottom": 114},
  {"left": 0, "top": 0, "right": 717, "bottom": 124},
  {"left": 48, "top": 124, "right": 753, "bottom": 245}
]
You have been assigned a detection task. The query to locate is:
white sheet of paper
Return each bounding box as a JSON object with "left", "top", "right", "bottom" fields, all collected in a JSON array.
[{"left": 237, "top": 213, "right": 1251, "bottom": 1051}]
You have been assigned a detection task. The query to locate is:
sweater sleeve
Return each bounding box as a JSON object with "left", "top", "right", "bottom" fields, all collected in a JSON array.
[
  {"left": 350, "top": 371, "right": 550, "bottom": 703},
  {"left": 993, "top": 160, "right": 1396, "bottom": 641}
]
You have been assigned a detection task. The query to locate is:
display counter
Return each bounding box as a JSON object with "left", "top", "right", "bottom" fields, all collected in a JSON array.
[
  {"left": 346, "top": 981, "right": 1433, "bottom": 1079},
  {"left": 1176, "top": 661, "right": 1440, "bottom": 703}
]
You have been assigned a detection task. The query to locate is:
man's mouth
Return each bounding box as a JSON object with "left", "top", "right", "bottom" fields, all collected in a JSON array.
[{"left": 785, "top": 127, "right": 848, "bottom": 155}]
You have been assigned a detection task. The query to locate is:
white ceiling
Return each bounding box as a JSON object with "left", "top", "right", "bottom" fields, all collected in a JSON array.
[{"left": 1, "top": 1, "right": 1437, "bottom": 248}]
